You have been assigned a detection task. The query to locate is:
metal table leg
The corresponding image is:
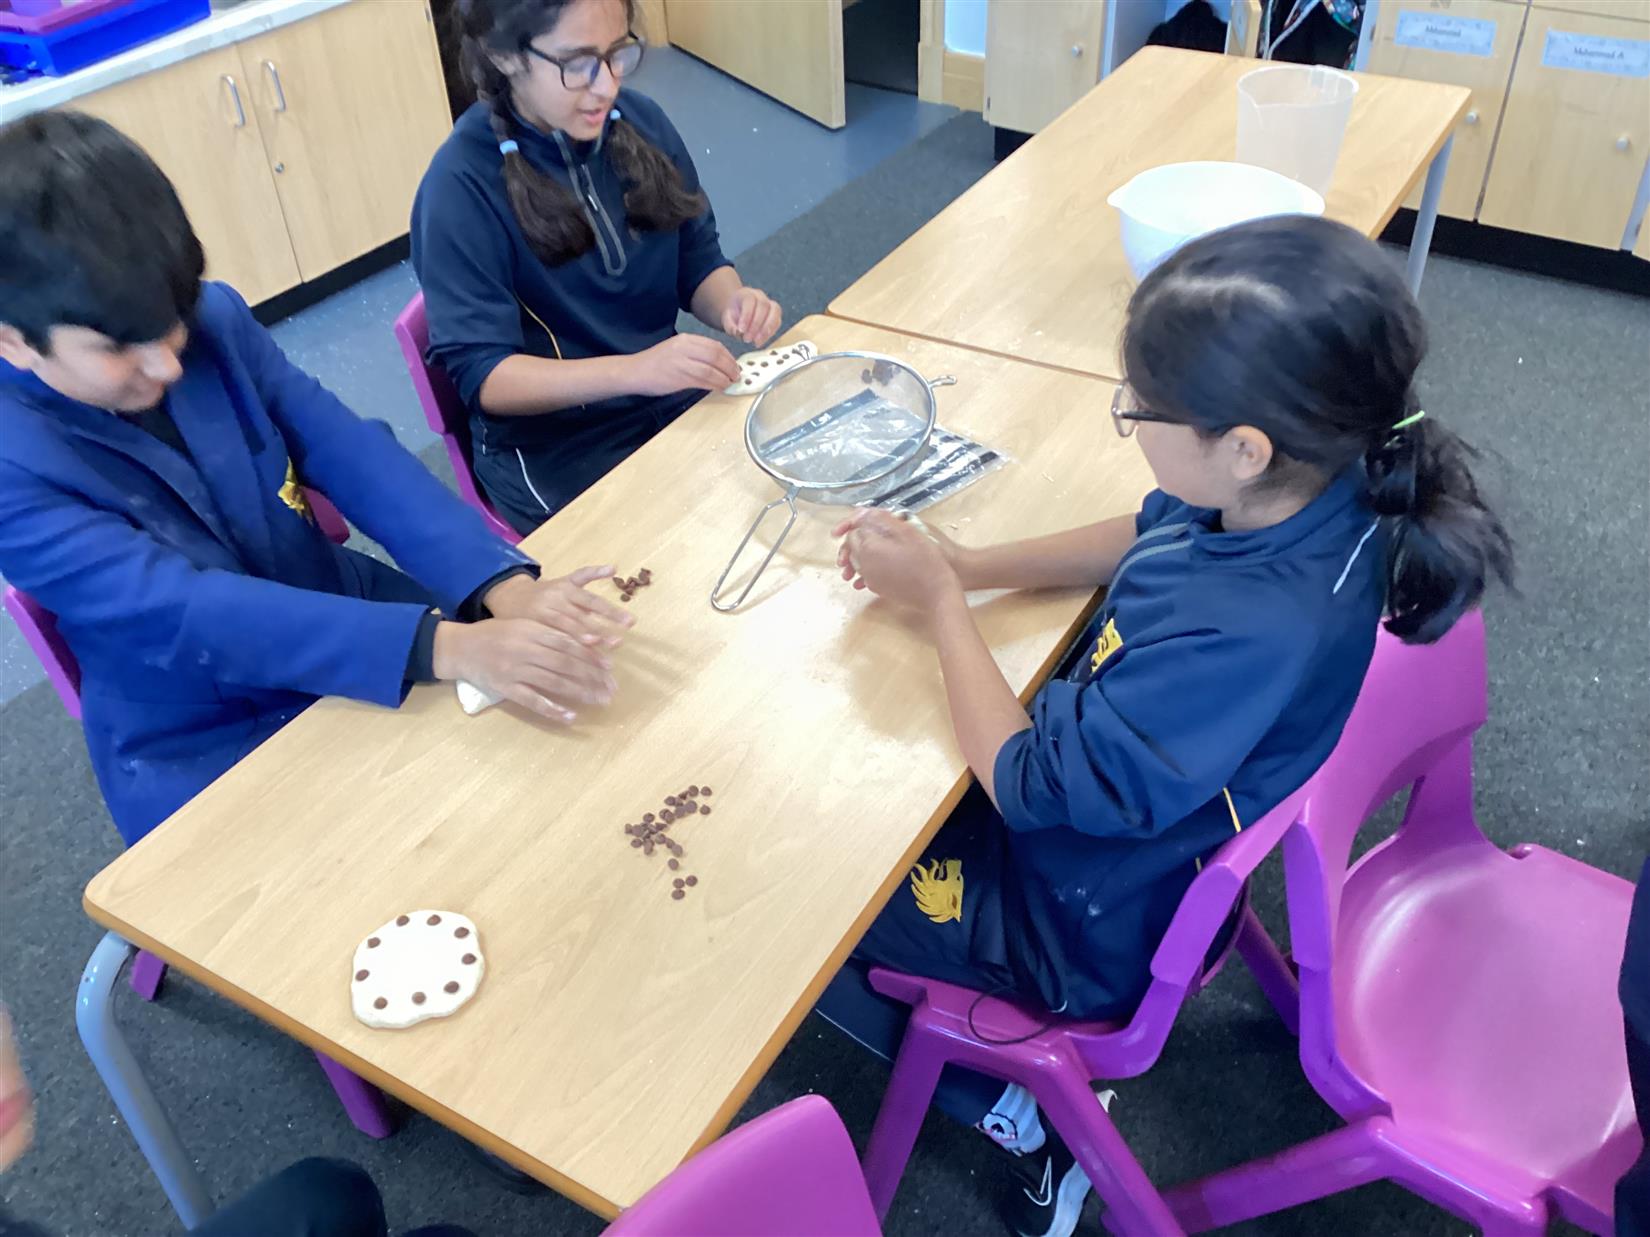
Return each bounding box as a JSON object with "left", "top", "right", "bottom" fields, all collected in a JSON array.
[
  {"left": 76, "top": 932, "right": 213, "bottom": 1228},
  {"left": 1408, "top": 135, "right": 1453, "bottom": 295}
]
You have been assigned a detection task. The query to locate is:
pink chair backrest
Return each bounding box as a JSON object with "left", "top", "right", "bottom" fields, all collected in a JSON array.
[
  {"left": 392, "top": 292, "right": 520, "bottom": 544},
  {"left": 1280, "top": 610, "right": 1489, "bottom": 1110},
  {"left": 604, "top": 1095, "right": 881, "bottom": 1236},
  {"left": 1073, "top": 776, "right": 1315, "bottom": 1076},
  {"left": 4, "top": 584, "right": 82, "bottom": 718},
  {"left": 3, "top": 489, "right": 353, "bottom": 722}
]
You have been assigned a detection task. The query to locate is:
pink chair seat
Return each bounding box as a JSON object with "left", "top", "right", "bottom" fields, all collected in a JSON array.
[{"left": 1338, "top": 841, "right": 1637, "bottom": 1215}]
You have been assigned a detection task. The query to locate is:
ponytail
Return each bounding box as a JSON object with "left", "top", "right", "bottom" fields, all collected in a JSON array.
[
  {"left": 1366, "top": 415, "right": 1514, "bottom": 644},
  {"left": 1122, "top": 215, "right": 1514, "bottom": 646},
  {"left": 454, "top": 0, "right": 703, "bottom": 267}
]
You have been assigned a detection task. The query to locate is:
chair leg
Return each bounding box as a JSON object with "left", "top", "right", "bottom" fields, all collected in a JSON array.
[
  {"left": 128, "top": 951, "right": 166, "bottom": 1003},
  {"left": 1235, "top": 906, "right": 1298, "bottom": 1036},
  {"left": 1160, "top": 1119, "right": 1393, "bottom": 1232},
  {"left": 861, "top": 1028, "right": 950, "bottom": 1220},
  {"left": 1037, "top": 1072, "right": 1184, "bottom": 1237},
  {"left": 76, "top": 932, "right": 214, "bottom": 1228},
  {"left": 313, "top": 1051, "right": 397, "bottom": 1139}
]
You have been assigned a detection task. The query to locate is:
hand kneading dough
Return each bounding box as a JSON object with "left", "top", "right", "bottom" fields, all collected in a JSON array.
[
  {"left": 456, "top": 679, "right": 502, "bottom": 715},
  {"left": 351, "top": 910, "right": 485, "bottom": 1029}
]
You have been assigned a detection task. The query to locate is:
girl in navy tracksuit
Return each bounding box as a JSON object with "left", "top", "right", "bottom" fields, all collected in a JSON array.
[
  {"left": 412, "top": 0, "right": 782, "bottom": 536},
  {"left": 828, "top": 216, "right": 1515, "bottom": 1237}
]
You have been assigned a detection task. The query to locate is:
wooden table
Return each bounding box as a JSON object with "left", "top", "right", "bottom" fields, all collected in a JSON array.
[
  {"left": 81, "top": 316, "right": 1154, "bottom": 1221},
  {"left": 828, "top": 47, "right": 1470, "bottom": 382}
]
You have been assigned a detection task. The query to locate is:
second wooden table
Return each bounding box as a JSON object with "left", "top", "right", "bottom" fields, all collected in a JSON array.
[{"left": 828, "top": 47, "right": 1469, "bottom": 382}]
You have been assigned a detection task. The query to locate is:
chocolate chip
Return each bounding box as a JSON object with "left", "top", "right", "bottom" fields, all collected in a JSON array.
[
  {"left": 671, "top": 889, "right": 685, "bottom": 900},
  {"left": 367, "top": 937, "right": 380, "bottom": 948},
  {"left": 612, "top": 575, "right": 624, "bottom": 585},
  {"left": 685, "top": 875, "right": 698, "bottom": 886},
  {"left": 355, "top": 969, "right": 369, "bottom": 981},
  {"left": 661, "top": 810, "right": 674, "bottom": 823},
  {"left": 396, "top": 915, "right": 409, "bottom": 926},
  {"left": 665, "top": 796, "right": 678, "bottom": 806},
  {"left": 744, "top": 377, "right": 753, "bottom": 385},
  {"left": 445, "top": 981, "right": 460, "bottom": 994},
  {"left": 668, "top": 858, "right": 680, "bottom": 870},
  {"left": 701, "top": 786, "right": 713, "bottom": 796},
  {"left": 374, "top": 997, "right": 388, "bottom": 1010},
  {"left": 621, "top": 594, "right": 632, "bottom": 603},
  {"left": 427, "top": 914, "right": 442, "bottom": 925},
  {"left": 699, "top": 805, "right": 711, "bottom": 815},
  {"left": 455, "top": 927, "right": 470, "bottom": 939},
  {"left": 688, "top": 785, "right": 700, "bottom": 797},
  {"left": 630, "top": 838, "right": 643, "bottom": 848},
  {"left": 412, "top": 992, "right": 426, "bottom": 1005},
  {"left": 643, "top": 813, "right": 655, "bottom": 823},
  {"left": 462, "top": 953, "right": 477, "bottom": 965}
]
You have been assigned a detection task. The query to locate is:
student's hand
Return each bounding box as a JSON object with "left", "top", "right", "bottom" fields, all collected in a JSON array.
[
  {"left": 483, "top": 566, "right": 633, "bottom": 649},
  {"left": 632, "top": 335, "right": 740, "bottom": 396},
  {"left": 0, "top": 1005, "right": 34, "bottom": 1173},
  {"left": 720, "top": 286, "right": 782, "bottom": 347},
  {"left": 432, "top": 617, "right": 617, "bottom": 725},
  {"left": 833, "top": 509, "right": 962, "bottom": 614}
]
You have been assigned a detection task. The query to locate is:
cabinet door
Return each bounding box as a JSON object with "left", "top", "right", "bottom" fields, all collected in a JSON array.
[
  {"left": 239, "top": 0, "right": 452, "bottom": 280},
  {"left": 984, "top": 0, "right": 1105, "bottom": 134},
  {"left": 665, "top": 1, "right": 845, "bottom": 128},
  {"left": 1479, "top": 7, "right": 1650, "bottom": 246},
  {"left": 1530, "top": 0, "right": 1650, "bottom": 19},
  {"left": 70, "top": 46, "right": 301, "bottom": 305},
  {"left": 1365, "top": 0, "right": 1526, "bottom": 219}
]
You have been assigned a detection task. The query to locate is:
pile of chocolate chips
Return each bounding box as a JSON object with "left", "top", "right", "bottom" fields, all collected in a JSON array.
[
  {"left": 611, "top": 567, "right": 653, "bottom": 604},
  {"left": 622, "top": 784, "right": 713, "bottom": 900}
]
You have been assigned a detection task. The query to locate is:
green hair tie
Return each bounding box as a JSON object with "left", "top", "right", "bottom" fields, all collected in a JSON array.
[{"left": 1392, "top": 410, "right": 1427, "bottom": 430}]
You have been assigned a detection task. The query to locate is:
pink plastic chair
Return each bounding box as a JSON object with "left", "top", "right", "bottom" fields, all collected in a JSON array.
[
  {"left": 392, "top": 292, "right": 520, "bottom": 544},
  {"left": 859, "top": 780, "right": 1318, "bottom": 1236},
  {"left": 3, "top": 492, "right": 397, "bottom": 1140},
  {"left": 604, "top": 1095, "right": 882, "bottom": 1236},
  {"left": 1162, "top": 611, "right": 1641, "bottom": 1236}
]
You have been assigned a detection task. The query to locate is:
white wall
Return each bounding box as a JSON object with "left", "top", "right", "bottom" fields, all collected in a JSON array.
[{"left": 945, "top": 0, "right": 988, "bottom": 55}]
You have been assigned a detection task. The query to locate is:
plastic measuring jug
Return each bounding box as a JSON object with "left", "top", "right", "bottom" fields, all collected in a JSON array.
[{"left": 1236, "top": 64, "right": 1358, "bottom": 195}]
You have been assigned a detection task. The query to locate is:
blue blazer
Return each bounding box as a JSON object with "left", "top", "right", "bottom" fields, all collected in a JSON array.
[{"left": 0, "top": 283, "right": 531, "bottom": 843}]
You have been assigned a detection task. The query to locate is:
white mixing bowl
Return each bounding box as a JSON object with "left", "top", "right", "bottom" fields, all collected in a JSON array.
[{"left": 1106, "top": 160, "right": 1327, "bottom": 280}]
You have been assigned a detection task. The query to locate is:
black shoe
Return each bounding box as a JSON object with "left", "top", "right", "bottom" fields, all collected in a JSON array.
[{"left": 999, "top": 1123, "right": 1092, "bottom": 1237}]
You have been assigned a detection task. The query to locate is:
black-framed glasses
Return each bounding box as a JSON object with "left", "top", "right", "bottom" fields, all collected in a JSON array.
[
  {"left": 525, "top": 33, "right": 645, "bottom": 90},
  {"left": 1110, "top": 385, "right": 1183, "bottom": 438}
]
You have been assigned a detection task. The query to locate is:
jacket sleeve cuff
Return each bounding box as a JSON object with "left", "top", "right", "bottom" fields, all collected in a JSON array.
[{"left": 405, "top": 609, "right": 442, "bottom": 685}]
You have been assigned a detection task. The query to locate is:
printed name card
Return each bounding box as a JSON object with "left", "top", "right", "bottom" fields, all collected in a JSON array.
[
  {"left": 1542, "top": 29, "right": 1650, "bottom": 79},
  {"left": 1395, "top": 9, "right": 1497, "bottom": 59}
]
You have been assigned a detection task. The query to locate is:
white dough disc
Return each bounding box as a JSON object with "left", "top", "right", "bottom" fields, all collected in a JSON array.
[
  {"left": 723, "top": 340, "right": 816, "bottom": 396},
  {"left": 456, "top": 679, "right": 502, "bottom": 715},
  {"left": 351, "top": 910, "right": 485, "bottom": 1030}
]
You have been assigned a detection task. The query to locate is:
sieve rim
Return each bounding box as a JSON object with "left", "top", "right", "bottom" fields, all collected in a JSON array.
[{"left": 742, "top": 350, "right": 939, "bottom": 494}]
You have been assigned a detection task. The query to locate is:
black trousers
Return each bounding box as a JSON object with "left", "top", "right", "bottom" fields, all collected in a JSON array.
[
  {"left": 814, "top": 789, "right": 1041, "bottom": 1130},
  {"left": 195, "top": 1159, "right": 473, "bottom": 1237},
  {"left": 1619, "top": 859, "right": 1650, "bottom": 1237}
]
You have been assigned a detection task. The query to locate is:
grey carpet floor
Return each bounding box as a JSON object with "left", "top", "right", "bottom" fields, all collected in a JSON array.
[{"left": 2, "top": 112, "right": 1647, "bottom": 1237}]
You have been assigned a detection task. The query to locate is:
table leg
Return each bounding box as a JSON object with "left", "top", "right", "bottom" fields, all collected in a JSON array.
[
  {"left": 76, "top": 932, "right": 214, "bottom": 1228},
  {"left": 1407, "top": 135, "right": 1453, "bottom": 296}
]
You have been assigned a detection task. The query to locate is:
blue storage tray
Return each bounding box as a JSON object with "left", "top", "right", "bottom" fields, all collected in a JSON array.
[{"left": 0, "top": 0, "right": 210, "bottom": 78}]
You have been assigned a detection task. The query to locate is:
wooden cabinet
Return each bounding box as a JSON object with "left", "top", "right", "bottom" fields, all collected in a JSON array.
[
  {"left": 1529, "top": 0, "right": 1650, "bottom": 18},
  {"left": 665, "top": 0, "right": 845, "bottom": 129},
  {"left": 1364, "top": 0, "right": 1527, "bottom": 219},
  {"left": 238, "top": 0, "right": 452, "bottom": 279},
  {"left": 70, "top": 45, "right": 302, "bottom": 305},
  {"left": 1479, "top": 5, "right": 1650, "bottom": 246},
  {"left": 66, "top": 0, "right": 450, "bottom": 303},
  {"left": 984, "top": 0, "right": 1105, "bottom": 134}
]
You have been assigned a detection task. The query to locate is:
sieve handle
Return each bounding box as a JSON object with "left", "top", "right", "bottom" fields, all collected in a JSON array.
[
  {"left": 927, "top": 375, "right": 957, "bottom": 390},
  {"left": 711, "top": 490, "right": 801, "bottom": 613}
]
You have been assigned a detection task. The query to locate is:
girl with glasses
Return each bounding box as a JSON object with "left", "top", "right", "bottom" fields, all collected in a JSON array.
[
  {"left": 413, "top": 0, "right": 782, "bottom": 535},
  {"left": 824, "top": 216, "right": 1514, "bottom": 1237}
]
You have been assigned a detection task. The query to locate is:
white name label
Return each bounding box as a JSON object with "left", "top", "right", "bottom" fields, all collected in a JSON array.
[
  {"left": 1542, "top": 29, "right": 1650, "bottom": 78},
  {"left": 1394, "top": 10, "right": 1497, "bottom": 58}
]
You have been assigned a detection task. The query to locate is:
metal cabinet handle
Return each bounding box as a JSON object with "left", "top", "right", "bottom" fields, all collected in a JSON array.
[
  {"left": 222, "top": 74, "right": 246, "bottom": 128},
  {"left": 1617, "top": 135, "right": 1632, "bottom": 152},
  {"left": 1071, "top": 43, "right": 1085, "bottom": 57},
  {"left": 1464, "top": 109, "right": 1479, "bottom": 125},
  {"left": 263, "top": 59, "right": 288, "bottom": 113}
]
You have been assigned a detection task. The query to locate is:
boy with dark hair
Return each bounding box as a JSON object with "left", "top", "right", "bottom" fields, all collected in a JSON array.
[{"left": 0, "top": 111, "right": 628, "bottom": 845}]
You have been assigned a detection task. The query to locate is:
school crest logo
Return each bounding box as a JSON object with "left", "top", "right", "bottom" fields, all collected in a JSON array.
[
  {"left": 1090, "top": 617, "right": 1123, "bottom": 673},
  {"left": 910, "top": 858, "right": 964, "bottom": 924},
  {"left": 278, "top": 460, "right": 314, "bottom": 522}
]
